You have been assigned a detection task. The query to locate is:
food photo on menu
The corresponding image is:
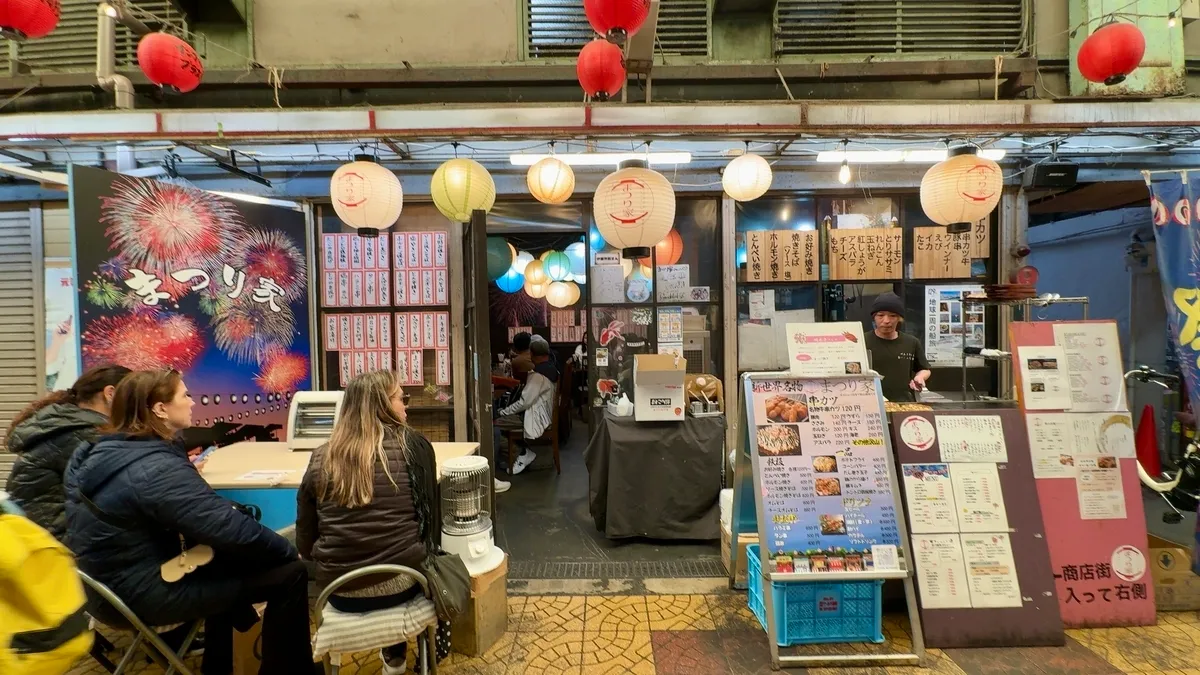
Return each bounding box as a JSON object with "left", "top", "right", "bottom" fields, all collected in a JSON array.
[
  {"left": 765, "top": 394, "right": 810, "bottom": 423},
  {"left": 756, "top": 424, "right": 803, "bottom": 456}
]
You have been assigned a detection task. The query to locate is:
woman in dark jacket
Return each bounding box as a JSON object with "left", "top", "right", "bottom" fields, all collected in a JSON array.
[
  {"left": 296, "top": 369, "right": 441, "bottom": 674},
  {"left": 65, "top": 369, "right": 321, "bottom": 675},
  {"left": 5, "top": 364, "right": 130, "bottom": 540}
]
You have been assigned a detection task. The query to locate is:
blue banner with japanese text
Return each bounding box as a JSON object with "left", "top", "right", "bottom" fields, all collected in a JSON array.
[
  {"left": 70, "top": 166, "right": 311, "bottom": 448},
  {"left": 1148, "top": 173, "right": 1200, "bottom": 418}
]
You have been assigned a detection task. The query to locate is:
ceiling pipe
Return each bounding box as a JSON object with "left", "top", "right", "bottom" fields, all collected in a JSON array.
[{"left": 96, "top": 2, "right": 151, "bottom": 111}]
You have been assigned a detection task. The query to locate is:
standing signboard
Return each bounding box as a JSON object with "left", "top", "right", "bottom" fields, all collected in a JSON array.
[
  {"left": 891, "top": 408, "right": 1064, "bottom": 648},
  {"left": 1009, "top": 320, "right": 1154, "bottom": 627},
  {"left": 730, "top": 370, "right": 924, "bottom": 669}
]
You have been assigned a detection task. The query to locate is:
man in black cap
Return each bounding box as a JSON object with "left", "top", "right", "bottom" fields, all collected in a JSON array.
[{"left": 864, "top": 292, "right": 931, "bottom": 402}]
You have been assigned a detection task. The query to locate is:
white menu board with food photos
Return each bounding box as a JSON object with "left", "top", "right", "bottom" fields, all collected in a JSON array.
[{"left": 742, "top": 372, "right": 910, "bottom": 576}]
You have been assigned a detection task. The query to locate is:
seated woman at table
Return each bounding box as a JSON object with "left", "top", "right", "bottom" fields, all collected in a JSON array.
[
  {"left": 64, "top": 369, "right": 320, "bottom": 675},
  {"left": 296, "top": 370, "right": 445, "bottom": 674}
]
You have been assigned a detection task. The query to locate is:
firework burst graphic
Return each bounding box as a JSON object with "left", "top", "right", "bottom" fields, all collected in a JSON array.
[
  {"left": 85, "top": 277, "right": 125, "bottom": 309},
  {"left": 100, "top": 178, "right": 247, "bottom": 274},
  {"left": 82, "top": 312, "right": 205, "bottom": 371},
  {"left": 212, "top": 297, "right": 296, "bottom": 365},
  {"left": 229, "top": 229, "right": 307, "bottom": 302},
  {"left": 98, "top": 256, "right": 129, "bottom": 281},
  {"left": 255, "top": 349, "right": 309, "bottom": 393}
]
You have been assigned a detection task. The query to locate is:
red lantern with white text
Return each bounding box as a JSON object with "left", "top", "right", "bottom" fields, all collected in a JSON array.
[
  {"left": 0, "top": 0, "right": 60, "bottom": 39},
  {"left": 583, "top": 0, "right": 650, "bottom": 44},
  {"left": 1077, "top": 21, "right": 1145, "bottom": 86},
  {"left": 577, "top": 39, "right": 625, "bottom": 101},
  {"left": 138, "top": 32, "right": 204, "bottom": 94}
]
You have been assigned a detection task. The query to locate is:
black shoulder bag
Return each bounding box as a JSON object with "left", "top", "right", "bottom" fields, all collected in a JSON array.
[{"left": 409, "top": 435, "right": 470, "bottom": 621}]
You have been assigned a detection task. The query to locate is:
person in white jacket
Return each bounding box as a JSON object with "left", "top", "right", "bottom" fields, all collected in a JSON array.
[{"left": 494, "top": 339, "right": 559, "bottom": 476}]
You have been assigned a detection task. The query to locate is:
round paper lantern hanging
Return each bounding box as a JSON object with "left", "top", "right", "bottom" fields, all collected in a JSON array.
[
  {"left": 638, "top": 228, "right": 683, "bottom": 267},
  {"left": 565, "top": 242, "right": 587, "bottom": 276},
  {"left": 0, "top": 0, "right": 61, "bottom": 39},
  {"left": 546, "top": 281, "right": 575, "bottom": 308},
  {"left": 524, "top": 277, "right": 550, "bottom": 299},
  {"left": 583, "top": 0, "right": 651, "bottom": 43},
  {"left": 920, "top": 146, "right": 1002, "bottom": 234},
  {"left": 544, "top": 251, "right": 572, "bottom": 281},
  {"left": 594, "top": 160, "right": 677, "bottom": 260},
  {"left": 138, "top": 32, "right": 204, "bottom": 94},
  {"left": 565, "top": 281, "right": 581, "bottom": 305},
  {"left": 486, "top": 237, "right": 515, "bottom": 281},
  {"left": 528, "top": 157, "right": 576, "bottom": 205},
  {"left": 431, "top": 158, "right": 496, "bottom": 223},
  {"left": 1077, "top": 21, "right": 1146, "bottom": 86},
  {"left": 329, "top": 155, "right": 403, "bottom": 236},
  {"left": 496, "top": 267, "right": 524, "bottom": 293},
  {"left": 512, "top": 251, "right": 535, "bottom": 274},
  {"left": 723, "top": 152, "right": 773, "bottom": 202},
  {"left": 524, "top": 259, "right": 549, "bottom": 285},
  {"left": 577, "top": 39, "right": 626, "bottom": 101}
]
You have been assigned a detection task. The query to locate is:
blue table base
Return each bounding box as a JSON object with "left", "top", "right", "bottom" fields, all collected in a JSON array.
[{"left": 215, "top": 488, "right": 298, "bottom": 531}]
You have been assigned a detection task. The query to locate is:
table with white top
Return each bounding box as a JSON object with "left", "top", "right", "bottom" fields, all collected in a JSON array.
[{"left": 203, "top": 440, "right": 479, "bottom": 530}]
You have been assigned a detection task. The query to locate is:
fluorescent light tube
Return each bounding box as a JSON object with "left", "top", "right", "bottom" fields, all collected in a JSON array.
[
  {"left": 816, "top": 149, "right": 1006, "bottom": 163},
  {"left": 510, "top": 152, "right": 692, "bottom": 167}
]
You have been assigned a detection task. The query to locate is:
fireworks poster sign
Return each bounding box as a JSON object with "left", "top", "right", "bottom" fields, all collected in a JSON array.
[{"left": 70, "top": 166, "right": 312, "bottom": 445}]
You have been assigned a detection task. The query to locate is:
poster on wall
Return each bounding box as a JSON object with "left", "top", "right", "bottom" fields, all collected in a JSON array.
[
  {"left": 924, "top": 284, "right": 984, "bottom": 368},
  {"left": 44, "top": 262, "right": 80, "bottom": 390},
  {"left": 70, "top": 166, "right": 312, "bottom": 447}
]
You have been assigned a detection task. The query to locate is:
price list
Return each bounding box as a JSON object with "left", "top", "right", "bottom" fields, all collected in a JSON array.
[{"left": 751, "top": 376, "right": 902, "bottom": 574}]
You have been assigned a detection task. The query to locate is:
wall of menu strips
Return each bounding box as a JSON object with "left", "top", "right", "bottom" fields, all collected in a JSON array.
[{"left": 319, "top": 230, "right": 453, "bottom": 391}]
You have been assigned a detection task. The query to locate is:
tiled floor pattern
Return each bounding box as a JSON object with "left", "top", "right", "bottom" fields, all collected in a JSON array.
[{"left": 69, "top": 596, "right": 1200, "bottom": 674}]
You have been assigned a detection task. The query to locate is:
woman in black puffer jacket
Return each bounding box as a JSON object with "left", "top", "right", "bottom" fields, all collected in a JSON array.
[{"left": 4, "top": 364, "right": 130, "bottom": 540}]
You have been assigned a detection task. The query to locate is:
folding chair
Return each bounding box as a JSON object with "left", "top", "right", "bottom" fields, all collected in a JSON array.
[
  {"left": 78, "top": 571, "right": 202, "bottom": 675},
  {"left": 312, "top": 564, "right": 439, "bottom": 675}
]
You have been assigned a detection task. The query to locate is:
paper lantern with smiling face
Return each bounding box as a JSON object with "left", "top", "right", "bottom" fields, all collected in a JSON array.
[
  {"left": 330, "top": 156, "right": 403, "bottom": 236},
  {"left": 919, "top": 147, "right": 1002, "bottom": 233},
  {"left": 594, "top": 160, "right": 676, "bottom": 260}
]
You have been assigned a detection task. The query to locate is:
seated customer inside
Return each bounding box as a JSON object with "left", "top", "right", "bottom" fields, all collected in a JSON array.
[
  {"left": 493, "top": 337, "right": 559, "bottom": 476},
  {"left": 65, "top": 369, "right": 321, "bottom": 675}
]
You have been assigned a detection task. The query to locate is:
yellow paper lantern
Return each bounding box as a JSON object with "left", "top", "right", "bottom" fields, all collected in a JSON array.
[
  {"left": 920, "top": 147, "right": 1002, "bottom": 228},
  {"left": 722, "top": 152, "right": 773, "bottom": 202},
  {"left": 431, "top": 158, "right": 496, "bottom": 223},
  {"left": 524, "top": 277, "right": 549, "bottom": 299},
  {"left": 593, "top": 160, "right": 676, "bottom": 259},
  {"left": 567, "top": 281, "right": 581, "bottom": 304},
  {"left": 524, "top": 259, "right": 549, "bottom": 285},
  {"left": 330, "top": 156, "right": 403, "bottom": 234},
  {"left": 527, "top": 157, "right": 576, "bottom": 205},
  {"left": 546, "top": 281, "right": 575, "bottom": 308}
]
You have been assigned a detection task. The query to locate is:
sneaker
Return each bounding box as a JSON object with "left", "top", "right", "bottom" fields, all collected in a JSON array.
[
  {"left": 511, "top": 449, "right": 536, "bottom": 475},
  {"left": 494, "top": 478, "right": 511, "bottom": 493},
  {"left": 379, "top": 646, "right": 407, "bottom": 675}
]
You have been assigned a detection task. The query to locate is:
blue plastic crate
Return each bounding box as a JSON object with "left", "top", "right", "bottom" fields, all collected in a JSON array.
[{"left": 746, "top": 544, "right": 885, "bottom": 646}]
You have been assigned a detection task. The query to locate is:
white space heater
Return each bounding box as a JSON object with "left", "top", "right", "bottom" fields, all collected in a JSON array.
[
  {"left": 440, "top": 456, "right": 504, "bottom": 575},
  {"left": 286, "top": 391, "right": 344, "bottom": 451}
]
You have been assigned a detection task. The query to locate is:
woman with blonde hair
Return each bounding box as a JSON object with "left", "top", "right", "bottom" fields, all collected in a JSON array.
[{"left": 296, "top": 369, "right": 443, "bottom": 674}]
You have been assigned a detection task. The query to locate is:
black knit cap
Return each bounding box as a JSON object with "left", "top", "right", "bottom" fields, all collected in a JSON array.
[{"left": 870, "top": 292, "right": 905, "bottom": 317}]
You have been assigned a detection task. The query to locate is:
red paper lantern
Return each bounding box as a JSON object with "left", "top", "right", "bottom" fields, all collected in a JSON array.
[
  {"left": 1077, "top": 21, "right": 1146, "bottom": 86},
  {"left": 577, "top": 39, "right": 625, "bottom": 101},
  {"left": 584, "top": 0, "right": 650, "bottom": 44},
  {"left": 137, "top": 32, "right": 204, "bottom": 94},
  {"left": 638, "top": 228, "right": 683, "bottom": 267},
  {"left": 0, "top": 0, "right": 61, "bottom": 39}
]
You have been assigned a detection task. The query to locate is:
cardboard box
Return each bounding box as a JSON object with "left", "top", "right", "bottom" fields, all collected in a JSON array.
[
  {"left": 634, "top": 353, "right": 687, "bottom": 422},
  {"left": 721, "top": 523, "right": 758, "bottom": 590},
  {"left": 1150, "top": 535, "right": 1200, "bottom": 611},
  {"left": 450, "top": 554, "right": 508, "bottom": 657}
]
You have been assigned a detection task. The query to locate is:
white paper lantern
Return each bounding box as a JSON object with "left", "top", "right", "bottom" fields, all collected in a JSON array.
[
  {"left": 524, "top": 259, "right": 549, "bottom": 285},
  {"left": 546, "top": 280, "right": 575, "bottom": 308},
  {"left": 524, "top": 277, "right": 549, "bottom": 299},
  {"left": 593, "top": 160, "right": 676, "bottom": 259},
  {"left": 513, "top": 251, "right": 534, "bottom": 274},
  {"left": 431, "top": 158, "right": 496, "bottom": 223},
  {"left": 920, "top": 147, "right": 1002, "bottom": 229},
  {"left": 527, "top": 157, "right": 576, "bottom": 205},
  {"left": 330, "top": 156, "right": 403, "bottom": 235},
  {"left": 565, "top": 242, "right": 587, "bottom": 276},
  {"left": 566, "top": 280, "right": 581, "bottom": 304},
  {"left": 722, "top": 152, "right": 773, "bottom": 202}
]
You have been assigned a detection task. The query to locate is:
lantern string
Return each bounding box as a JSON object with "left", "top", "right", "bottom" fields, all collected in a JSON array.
[
  {"left": 992, "top": 56, "right": 1003, "bottom": 102},
  {"left": 268, "top": 67, "right": 285, "bottom": 109}
]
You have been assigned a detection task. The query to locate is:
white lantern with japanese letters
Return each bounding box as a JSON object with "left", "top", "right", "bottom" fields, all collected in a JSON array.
[
  {"left": 920, "top": 146, "right": 1002, "bottom": 234},
  {"left": 527, "top": 156, "right": 576, "bottom": 205},
  {"left": 330, "top": 155, "right": 403, "bottom": 236},
  {"left": 593, "top": 160, "right": 676, "bottom": 259},
  {"left": 722, "top": 152, "right": 773, "bottom": 202},
  {"left": 431, "top": 158, "right": 496, "bottom": 223}
]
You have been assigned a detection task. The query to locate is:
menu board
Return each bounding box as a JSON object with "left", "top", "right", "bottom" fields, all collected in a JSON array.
[
  {"left": 747, "top": 374, "right": 902, "bottom": 574},
  {"left": 745, "top": 230, "right": 819, "bottom": 282},
  {"left": 321, "top": 233, "right": 393, "bottom": 307},
  {"left": 827, "top": 228, "right": 903, "bottom": 281},
  {"left": 891, "top": 408, "right": 1064, "bottom": 648},
  {"left": 923, "top": 284, "right": 985, "bottom": 368},
  {"left": 912, "top": 227, "right": 972, "bottom": 279},
  {"left": 785, "top": 321, "right": 869, "bottom": 377}
]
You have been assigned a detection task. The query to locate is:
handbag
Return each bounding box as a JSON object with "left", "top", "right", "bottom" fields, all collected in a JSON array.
[{"left": 420, "top": 548, "right": 470, "bottom": 621}]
